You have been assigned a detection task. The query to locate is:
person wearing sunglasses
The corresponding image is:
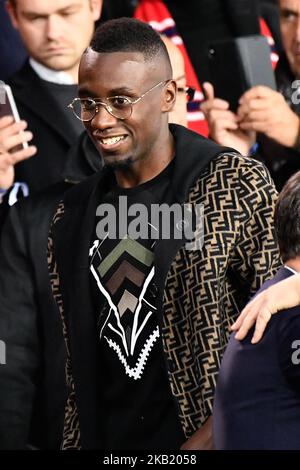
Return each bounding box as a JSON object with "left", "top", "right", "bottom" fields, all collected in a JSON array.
[{"left": 160, "top": 35, "right": 195, "bottom": 128}]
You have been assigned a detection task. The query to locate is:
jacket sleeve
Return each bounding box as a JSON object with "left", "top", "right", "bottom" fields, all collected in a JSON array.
[
  {"left": 230, "top": 160, "right": 281, "bottom": 299},
  {"left": 0, "top": 205, "right": 40, "bottom": 449}
]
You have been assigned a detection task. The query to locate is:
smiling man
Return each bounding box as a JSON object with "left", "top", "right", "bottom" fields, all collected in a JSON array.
[{"left": 48, "top": 18, "right": 280, "bottom": 450}]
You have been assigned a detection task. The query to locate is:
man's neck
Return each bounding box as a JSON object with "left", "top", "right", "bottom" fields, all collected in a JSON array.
[
  {"left": 29, "top": 58, "right": 78, "bottom": 85},
  {"left": 115, "top": 132, "right": 175, "bottom": 189}
]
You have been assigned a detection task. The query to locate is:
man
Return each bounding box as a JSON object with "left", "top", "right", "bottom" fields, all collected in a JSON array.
[
  {"left": 214, "top": 171, "right": 300, "bottom": 449},
  {"left": 201, "top": 0, "right": 300, "bottom": 190},
  {"left": 0, "top": 0, "right": 102, "bottom": 195},
  {"left": 48, "top": 18, "right": 280, "bottom": 449}
]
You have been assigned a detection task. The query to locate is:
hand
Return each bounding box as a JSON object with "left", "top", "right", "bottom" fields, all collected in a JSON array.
[
  {"left": 0, "top": 116, "right": 37, "bottom": 190},
  {"left": 180, "top": 416, "right": 213, "bottom": 450},
  {"left": 231, "top": 274, "right": 300, "bottom": 343},
  {"left": 238, "top": 85, "right": 300, "bottom": 147},
  {"left": 201, "top": 82, "right": 255, "bottom": 155}
]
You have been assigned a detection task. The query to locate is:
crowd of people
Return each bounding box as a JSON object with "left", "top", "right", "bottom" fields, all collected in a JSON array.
[{"left": 0, "top": 0, "right": 300, "bottom": 451}]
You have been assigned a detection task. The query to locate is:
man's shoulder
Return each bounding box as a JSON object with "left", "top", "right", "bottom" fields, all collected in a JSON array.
[
  {"left": 212, "top": 151, "right": 269, "bottom": 173},
  {"left": 7, "top": 61, "right": 36, "bottom": 88},
  {"left": 196, "top": 151, "right": 275, "bottom": 191}
]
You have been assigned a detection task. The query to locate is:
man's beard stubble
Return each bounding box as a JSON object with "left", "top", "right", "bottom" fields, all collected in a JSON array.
[{"left": 103, "top": 156, "right": 134, "bottom": 171}]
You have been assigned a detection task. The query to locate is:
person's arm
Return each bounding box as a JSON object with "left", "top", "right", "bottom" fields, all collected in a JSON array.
[
  {"left": 182, "top": 158, "right": 279, "bottom": 450},
  {"left": 201, "top": 82, "right": 255, "bottom": 155},
  {"left": 228, "top": 159, "right": 280, "bottom": 301},
  {"left": 0, "top": 203, "right": 40, "bottom": 449},
  {"left": 180, "top": 416, "right": 213, "bottom": 450},
  {"left": 231, "top": 273, "right": 300, "bottom": 343}
]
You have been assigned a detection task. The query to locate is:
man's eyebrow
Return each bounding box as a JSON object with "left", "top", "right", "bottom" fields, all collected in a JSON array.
[
  {"left": 20, "top": 2, "right": 81, "bottom": 18},
  {"left": 281, "top": 8, "right": 298, "bottom": 17},
  {"left": 79, "top": 87, "right": 137, "bottom": 97},
  {"left": 110, "top": 87, "right": 136, "bottom": 95}
]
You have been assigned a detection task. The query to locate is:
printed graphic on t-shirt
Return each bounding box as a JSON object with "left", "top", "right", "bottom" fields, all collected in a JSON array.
[{"left": 89, "top": 234, "right": 159, "bottom": 380}]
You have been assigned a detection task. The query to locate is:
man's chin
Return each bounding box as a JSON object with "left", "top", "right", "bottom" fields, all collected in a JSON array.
[
  {"left": 38, "top": 55, "right": 76, "bottom": 72},
  {"left": 103, "top": 156, "right": 133, "bottom": 170}
]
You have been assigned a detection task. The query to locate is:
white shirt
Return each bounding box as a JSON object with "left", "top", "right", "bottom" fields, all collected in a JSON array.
[{"left": 29, "top": 58, "right": 76, "bottom": 85}]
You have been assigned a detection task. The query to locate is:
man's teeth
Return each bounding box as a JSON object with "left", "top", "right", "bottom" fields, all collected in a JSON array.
[{"left": 100, "top": 136, "right": 126, "bottom": 145}]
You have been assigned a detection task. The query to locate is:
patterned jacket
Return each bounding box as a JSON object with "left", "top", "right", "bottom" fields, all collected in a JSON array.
[{"left": 48, "top": 124, "right": 280, "bottom": 449}]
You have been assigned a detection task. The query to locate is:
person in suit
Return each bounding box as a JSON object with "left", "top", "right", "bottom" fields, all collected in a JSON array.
[
  {"left": 0, "top": 0, "right": 102, "bottom": 196},
  {"left": 213, "top": 170, "right": 300, "bottom": 449},
  {"left": 47, "top": 18, "right": 279, "bottom": 450}
]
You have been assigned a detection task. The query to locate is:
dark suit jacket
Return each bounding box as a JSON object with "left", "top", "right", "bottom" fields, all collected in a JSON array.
[
  {"left": 213, "top": 266, "right": 300, "bottom": 450},
  {"left": 0, "top": 132, "right": 101, "bottom": 449},
  {"left": 8, "top": 62, "right": 81, "bottom": 193}
]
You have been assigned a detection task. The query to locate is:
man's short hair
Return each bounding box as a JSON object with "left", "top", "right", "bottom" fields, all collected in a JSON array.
[
  {"left": 89, "top": 17, "right": 171, "bottom": 66},
  {"left": 275, "top": 171, "right": 300, "bottom": 262}
]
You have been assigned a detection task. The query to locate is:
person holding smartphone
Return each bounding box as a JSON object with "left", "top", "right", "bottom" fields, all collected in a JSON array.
[
  {"left": 0, "top": 0, "right": 103, "bottom": 201},
  {"left": 201, "top": 0, "right": 300, "bottom": 191}
]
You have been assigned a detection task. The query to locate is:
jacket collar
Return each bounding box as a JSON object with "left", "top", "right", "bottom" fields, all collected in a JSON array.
[
  {"left": 9, "top": 61, "right": 77, "bottom": 146},
  {"left": 169, "top": 124, "right": 234, "bottom": 202},
  {"left": 61, "top": 132, "right": 103, "bottom": 184}
]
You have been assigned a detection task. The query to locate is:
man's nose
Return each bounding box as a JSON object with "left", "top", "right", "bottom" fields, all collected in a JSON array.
[
  {"left": 294, "top": 15, "right": 300, "bottom": 43},
  {"left": 90, "top": 103, "right": 118, "bottom": 130},
  {"left": 46, "top": 14, "right": 64, "bottom": 41}
]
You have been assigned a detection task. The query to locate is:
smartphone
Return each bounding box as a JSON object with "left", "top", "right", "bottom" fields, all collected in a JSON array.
[
  {"left": 204, "top": 35, "right": 276, "bottom": 111},
  {"left": 0, "top": 82, "right": 28, "bottom": 150}
]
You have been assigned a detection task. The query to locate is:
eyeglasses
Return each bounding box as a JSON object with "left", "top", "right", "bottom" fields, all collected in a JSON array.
[
  {"left": 177, "top": 86, "right": 196, "bottom": 102},
  {"left": 68, "top": 79, "right": 170, "bottom": 122}
]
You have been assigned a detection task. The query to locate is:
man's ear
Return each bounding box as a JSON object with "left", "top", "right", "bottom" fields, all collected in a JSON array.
[
  {"left": 89, "top": 0, "right": 103, "bottom": 22},
  {"left": 6, "top": 1, "right": 18, "bottom": 29},
  {"left": 162, "top": 80, "right": 177, "bottom": 113}
]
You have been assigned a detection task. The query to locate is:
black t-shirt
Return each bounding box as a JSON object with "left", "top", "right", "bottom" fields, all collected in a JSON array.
[{"left": 89, "top": 162, "right": 185, "bottom": 449}]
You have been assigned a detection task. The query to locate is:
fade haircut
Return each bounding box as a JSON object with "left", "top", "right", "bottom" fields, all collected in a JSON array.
[
  {"left": 275, "top": 171, "right": 300, "bottom": 262},
  {"left": 89, "top": 17, "right": 172, "bottom": 69}
]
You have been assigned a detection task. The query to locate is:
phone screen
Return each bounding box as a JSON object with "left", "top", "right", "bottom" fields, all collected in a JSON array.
[{"left": 0, "top": 83, "right": 28, "bottom": 150}]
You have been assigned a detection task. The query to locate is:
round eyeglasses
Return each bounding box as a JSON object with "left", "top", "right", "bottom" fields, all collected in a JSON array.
[{"left": 68, "top": 79, "right": 171, "bottom": 122}]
